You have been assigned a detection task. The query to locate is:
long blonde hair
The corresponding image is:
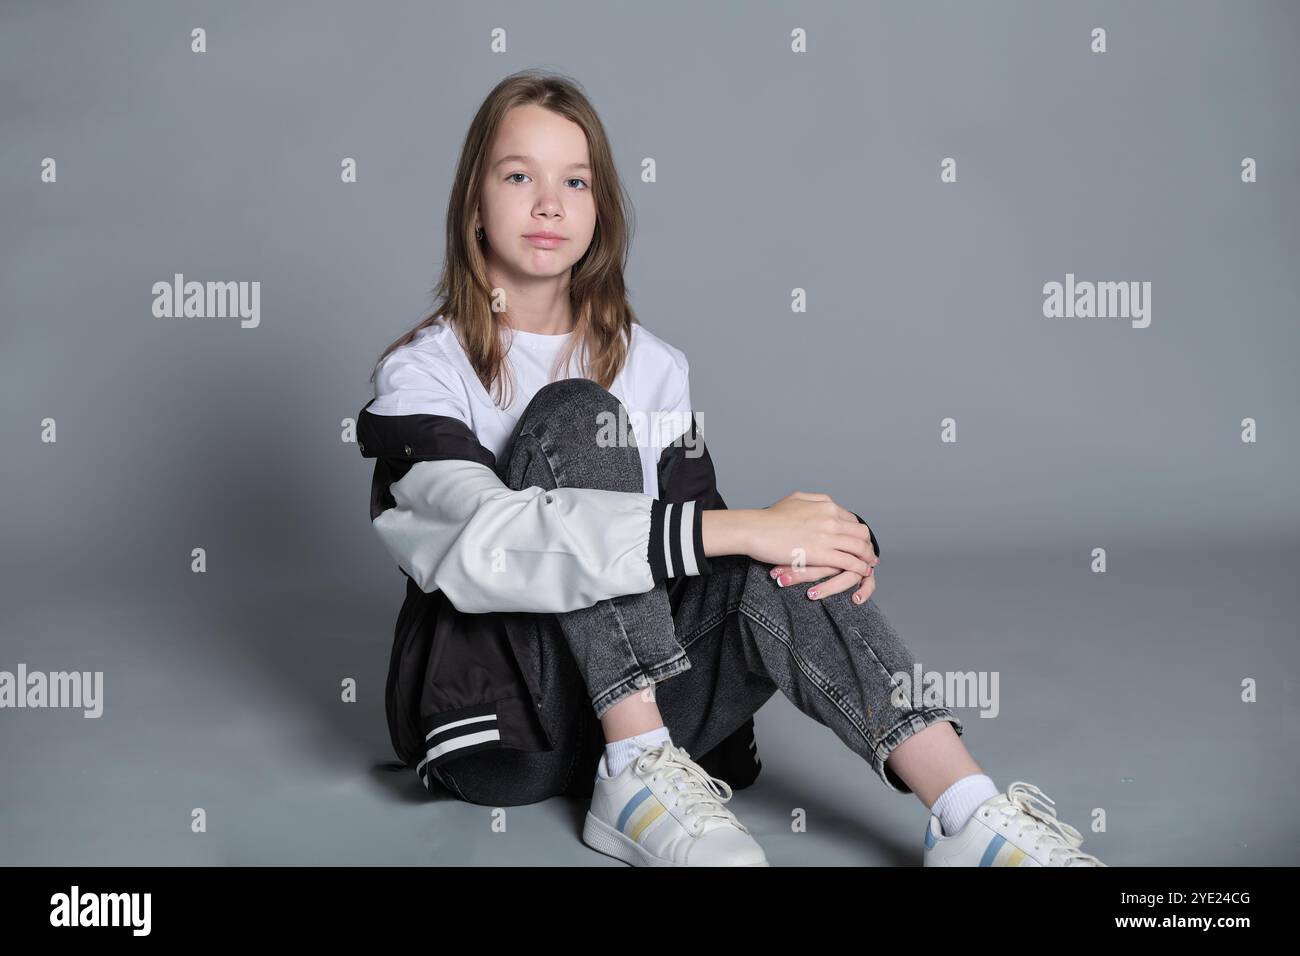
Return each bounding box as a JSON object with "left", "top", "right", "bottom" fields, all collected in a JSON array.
[{"left": 368, "top": 69, "right": 640, "bottom": 410}]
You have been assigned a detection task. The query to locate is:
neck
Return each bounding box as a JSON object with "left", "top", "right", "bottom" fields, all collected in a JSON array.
[{"left": 484, "top": 259, "right": 576, "bottom": 335}]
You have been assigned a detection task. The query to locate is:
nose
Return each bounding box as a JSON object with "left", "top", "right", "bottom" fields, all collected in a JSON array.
[
  {"left": 533, "top": 198, "right": 561, "bottom": 218},
  {"left": 533, "top": 184, "right": 564, "bottom": 216}
]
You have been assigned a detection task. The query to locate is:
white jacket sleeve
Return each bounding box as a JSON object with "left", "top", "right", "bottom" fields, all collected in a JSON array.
[
  {"left": 357, "top": 348, "right": 712, "bottom": 615},
  {"left": 373, "top": 457, "right": 708, "bottom": 613}
]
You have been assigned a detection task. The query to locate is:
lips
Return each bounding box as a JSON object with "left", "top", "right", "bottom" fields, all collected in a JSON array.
[{"left": 524, "top": 234, "right": 565, "bottom": 248}]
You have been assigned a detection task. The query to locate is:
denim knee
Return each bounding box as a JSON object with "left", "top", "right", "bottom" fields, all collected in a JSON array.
[
  {"left": 517, "top": 378, "right": 622, "bottom": 442},
  {"left": 524, "top": 376, "right": 614, "bottom": 413},
  {"left": 505, "top": 377, "right": 644, "bottom": 495}
]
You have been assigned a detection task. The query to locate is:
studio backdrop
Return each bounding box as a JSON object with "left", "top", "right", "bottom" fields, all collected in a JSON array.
[{"left": 1, "top": 0, "right": 1296, "bottom": 866}]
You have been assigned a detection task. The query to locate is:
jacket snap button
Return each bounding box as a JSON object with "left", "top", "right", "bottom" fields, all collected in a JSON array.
[
  {"left": 358, "top": 442, "right": 365, "bottom": 452},
  {"left": 403, "top": 444, "right": 412, "bottom": 455}
]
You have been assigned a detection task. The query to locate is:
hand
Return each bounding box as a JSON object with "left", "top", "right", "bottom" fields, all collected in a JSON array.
[
  {"left": 747, "top": 492, "right": 878, "bottom": 578},
  {"left": 767, "top": 561, "right": 877, "bottom": 605}
]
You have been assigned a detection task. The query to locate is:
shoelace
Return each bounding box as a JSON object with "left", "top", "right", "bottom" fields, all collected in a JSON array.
[
  {"left": 990, "top": 781, "right": 1106, "bottom": 866},
  {"left": 636, "top": 743, "right": 746, "bottom": 835}
]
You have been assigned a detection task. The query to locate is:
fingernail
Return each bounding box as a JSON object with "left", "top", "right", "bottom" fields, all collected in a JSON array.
[
  {"left": 777, "top": 574, "right": 789, "bottom": 587},
  {"left": 808, "top": 589, "right": 818, "bottom": 599},
  {"left": 853, "top": 593, "right": 863, "bottom": 603},
  {"left": 769, "top": 568, "right": 780, "bottom": 579}
]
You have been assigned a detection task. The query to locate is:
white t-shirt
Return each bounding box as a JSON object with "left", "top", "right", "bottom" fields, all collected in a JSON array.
[{"left": 369, "top": 315, "right": 695, "bottom": 498}]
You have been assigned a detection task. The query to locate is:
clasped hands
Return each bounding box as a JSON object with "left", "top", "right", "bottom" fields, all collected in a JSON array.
[{"left": 754, "top": 492, "right": 880, "bottom": 605}]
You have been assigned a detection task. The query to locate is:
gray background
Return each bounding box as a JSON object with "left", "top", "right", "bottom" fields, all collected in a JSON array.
[{"left": 2, "top": 0, "right": 1297, "bottom": 865}]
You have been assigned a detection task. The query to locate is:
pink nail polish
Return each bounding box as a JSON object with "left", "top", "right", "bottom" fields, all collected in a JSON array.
[
  {"left": 778, "top": 574, "right": 789, "bottom": 587},
  {"left": 808, "top": 589, "right": 818, "bottom": 599}
]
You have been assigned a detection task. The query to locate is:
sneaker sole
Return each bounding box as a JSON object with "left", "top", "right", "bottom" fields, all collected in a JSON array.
[{"left": 582, "top": 811, "right": 770, "bottom": 867}]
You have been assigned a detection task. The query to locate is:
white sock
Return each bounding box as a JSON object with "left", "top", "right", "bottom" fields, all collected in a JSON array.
[
  {"left": 601, "top": 725, "right": 673, "bottom": 778},
  {"left": 931, "top": 773, "right": 1000, "bottom": 836}
]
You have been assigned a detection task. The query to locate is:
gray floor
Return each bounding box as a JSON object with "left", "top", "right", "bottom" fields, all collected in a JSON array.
[{"left": 2, "top": 541, "right": 1296, "bottom": 866}]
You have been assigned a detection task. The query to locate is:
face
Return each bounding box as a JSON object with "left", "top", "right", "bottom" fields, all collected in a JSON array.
[{"left": 477, "top": 104, "right": 597, "bottom": 285}]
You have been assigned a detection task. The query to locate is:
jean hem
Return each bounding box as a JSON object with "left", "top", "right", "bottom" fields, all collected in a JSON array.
[{"left": 590, "top": 651, "right": 693, "bottom": 719}]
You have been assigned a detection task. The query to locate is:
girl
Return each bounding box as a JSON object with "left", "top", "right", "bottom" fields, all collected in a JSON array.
[{"left": 357, "top": 69, "right": 1106, "bottom": 867}]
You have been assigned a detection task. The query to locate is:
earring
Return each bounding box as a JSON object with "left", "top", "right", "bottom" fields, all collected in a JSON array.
[{"left": 474, "top": 225, "right": 483, "bottom": 241}]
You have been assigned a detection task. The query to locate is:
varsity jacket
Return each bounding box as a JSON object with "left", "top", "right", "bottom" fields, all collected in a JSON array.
[{"left": 357, "top": 363, "right": 880, "bottom": 793}]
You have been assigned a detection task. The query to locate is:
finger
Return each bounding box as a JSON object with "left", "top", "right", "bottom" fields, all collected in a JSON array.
[
  {"left": 837, "top": 516, "right": 874, "bottom": 540},
  {"left": 846, "top": 530, "right": 879, "bottom": 567},
  {"left": 807, "top": 570, "right": 862, "bottom": 601},
  {"left": 817, "top": 549, "right": 871, "bottom": 577},
  {"left": 851, "top": 571, "right": 878, "bottom": 605},
  {"left": 791, "top": 491, "right": 831, "bottom": 501},
  {"left": 831, "top": 533, "right": 875, "bottom": 562},
  {"left": 770, "top": 565, "right": 839, "bottom": 586},
  {"left": 764, "top": 567, "right": 837, "bottom": 582},
  {"left": 837, "top": 518, "right": 878, "bottom": 560},
  {"left": 855, "top": 521, "right": 880, "bottom": 564}
]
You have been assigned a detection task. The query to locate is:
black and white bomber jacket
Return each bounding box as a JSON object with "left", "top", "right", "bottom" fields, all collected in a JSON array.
[{"left": 356, "top": 339, "right": 880, "bottom": 793}]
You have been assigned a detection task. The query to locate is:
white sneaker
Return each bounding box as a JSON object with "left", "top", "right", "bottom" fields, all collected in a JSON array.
[
  {"left": 582, "top": 742, "right": 769, "bottom": 866},
  {"left": 923, "top": 780, "right": 1108, "bottom": 867}
]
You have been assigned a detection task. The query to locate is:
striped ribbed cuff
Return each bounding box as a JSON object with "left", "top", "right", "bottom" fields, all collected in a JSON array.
[{"left": 648, "top": 499, "right": 711, "bottom": 582}]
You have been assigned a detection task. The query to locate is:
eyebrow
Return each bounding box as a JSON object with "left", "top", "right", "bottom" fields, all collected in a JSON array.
[{"left": 493, "top": 154, "right": 591, "bottom": 172}]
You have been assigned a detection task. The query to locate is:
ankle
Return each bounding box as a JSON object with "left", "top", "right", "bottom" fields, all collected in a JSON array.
[
  {"left": 930, "top": 773, "right": 1000, "bottom": 836},
  {"left": 602, "top": 725, "right": 673, "bottom": 778}
]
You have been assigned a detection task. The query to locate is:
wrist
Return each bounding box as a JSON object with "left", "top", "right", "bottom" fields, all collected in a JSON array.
[{"left": 701, "top": 508, "right": 758, "bottom": 558}]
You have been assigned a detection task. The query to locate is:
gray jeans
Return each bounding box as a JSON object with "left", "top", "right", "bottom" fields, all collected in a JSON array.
[{"left": 430, "top": 378, "right": 964, "bottom": 806}]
